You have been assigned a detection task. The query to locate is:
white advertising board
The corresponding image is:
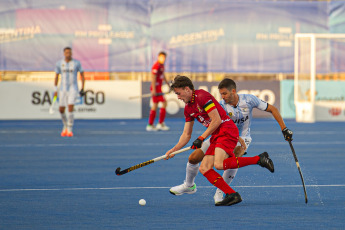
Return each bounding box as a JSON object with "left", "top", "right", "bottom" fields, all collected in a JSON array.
[{"left": 0, "top": 81, "right": 141, "bottom": 119}]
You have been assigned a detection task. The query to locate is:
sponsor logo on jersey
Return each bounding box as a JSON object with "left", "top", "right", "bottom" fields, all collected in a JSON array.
[{"left": 233, "top": 115, "right": 249, "bottom": 124}]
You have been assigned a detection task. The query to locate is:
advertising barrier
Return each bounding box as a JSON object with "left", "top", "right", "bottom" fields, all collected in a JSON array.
[{"left": 0, "top": 80, "right": 141, "bottom": 119}]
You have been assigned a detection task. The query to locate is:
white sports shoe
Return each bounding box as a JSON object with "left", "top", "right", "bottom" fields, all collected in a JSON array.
[
  {"left": 169, "top": 182, "right": 197, "bottom": 195},
  {"left": 146, "top": 124, "right": 157, "bottom": 131},
  {"left": 156, "top": 122, "right": 170, "bottom": 131},
  {"left": 214, "top": 189, "right": 224, "bottom": 204}
]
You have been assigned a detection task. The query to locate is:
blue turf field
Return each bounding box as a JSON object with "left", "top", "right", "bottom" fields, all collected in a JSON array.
[{"left": 0, "top": 118, "right": 344, "bottom": 229}]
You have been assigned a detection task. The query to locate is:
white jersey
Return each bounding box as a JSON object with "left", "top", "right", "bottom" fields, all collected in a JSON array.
[
  {"left": 219, "top": 94, "right": 268, "bottom": 139},
  {"left": 55, "top": 59, "right": 83, "bottom": 92}
]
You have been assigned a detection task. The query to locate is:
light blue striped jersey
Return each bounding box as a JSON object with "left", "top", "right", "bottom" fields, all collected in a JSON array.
[
  {"left": 55, "top": 59, "right": 84, "bottom": 92},
  {"left": 219, "top": 94, "right": 268, "bottom": 138}
]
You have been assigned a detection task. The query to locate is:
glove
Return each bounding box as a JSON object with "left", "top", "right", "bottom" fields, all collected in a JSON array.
[
  {"left": 79, "top": 89, "right": 85, "bottom": 97},
  {"left": 191, "top": 136, "right": 205, "bottom": 149},
  {"left": 282, "top": 127, "right": 293, "bottom": 141}
]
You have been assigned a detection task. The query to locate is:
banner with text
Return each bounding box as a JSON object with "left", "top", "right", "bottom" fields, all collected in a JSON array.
[
  {"left": 1, "top": 0, "right": 344, "bottom": 72},
  {"left": 0, "top": 81, "right": 141, "bottom": 119}
]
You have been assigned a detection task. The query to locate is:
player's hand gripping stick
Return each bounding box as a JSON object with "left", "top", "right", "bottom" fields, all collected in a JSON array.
[
  {"left": 282, "top": 127, "right": 293, "bottom": 141},
  {"left": 191, "top": 136, "right": 205, "bottom": 149}
]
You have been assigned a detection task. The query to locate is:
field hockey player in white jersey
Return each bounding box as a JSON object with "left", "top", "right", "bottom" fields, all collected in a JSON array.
[
  {"left": 169, "top": 78, "right": 293, "bottom": 205},
  {"left": 54, "top": 47, "right": 85, "bottom": 137}
]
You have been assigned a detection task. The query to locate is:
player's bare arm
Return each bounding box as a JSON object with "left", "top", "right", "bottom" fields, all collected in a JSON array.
[
  {"left": 165, "top": 120, "right": 194, "bottom": 159},
  {"left": 190, "top": 109, "right": 221, "bottom": 149},
  {"left": 233, "top": 136, "right": 247, "bottom": 157},
  {"left": 200, "top": 109, "right": 221, "bottom": 139},
  {"left": 266, "top": 103, "right": 293, "bottom": 141},
  {"left": 80, "top": 71, "right": 85, "bottom": 90},
  {"left": 266, "top": 104, "right": 286, "bottom": 130}
]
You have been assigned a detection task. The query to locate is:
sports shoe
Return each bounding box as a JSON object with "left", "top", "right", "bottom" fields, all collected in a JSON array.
[
  {"left": 257, "top": 152, "right": 274, "bottom": 173},
  {"left": 146, "top": 124, "right": 157, "bottom": 131},
  {"left": 66, "top": 131, "right": 73, "bottom": 137},
  {"left": 215, "top": 192, "right": 242, "bottom": 206},
  {"left": 156, "top": 122, "right": 170, "bottom": 131},
  {"left": 214, "top": 189, "right": 224, "bottom": 204},
  {"left": 169, "top": 182, "right": 197, "bottom": 195},
  {"left": 61, "top": 127, "right": 68, "bottom": 137}
]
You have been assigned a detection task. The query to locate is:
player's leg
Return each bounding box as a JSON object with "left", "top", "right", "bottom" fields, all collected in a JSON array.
[
  {"left": 200, "top": 152, "right": 241, "bottom": 206},
  {"left": 214, "top": 137, "right": 252, "bottom": 203},
  {"left": 59, "top": 91, "right": 68, "bottom": 137},
  {"left": 66, "top": 104, "right": 74, "bottom": 137},
  {"left": 169, "top": 149, "right": 204, "bottom": 195},
  {"left": 66, "top": 91, "right": 77, "bottom": 137},
  {"left": 147, "top": 100, "right": 158, "bottom": 131},
  {"left": 169, "top": 139, "right": 210, "bottom": 195},
  {"left": 211, "top": 147, "right": 242, "bottom": 206},
  {"left": 156, "top": 98, "right": 169, "bottom": 131}
]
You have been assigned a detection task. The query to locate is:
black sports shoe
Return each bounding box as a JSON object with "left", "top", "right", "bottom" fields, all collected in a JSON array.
[
  {"left": 215, "top": 192, "right": 242, "bottom": 206},
  {"left": 258, "top": 152, "right": 274, "bottom": 173}
]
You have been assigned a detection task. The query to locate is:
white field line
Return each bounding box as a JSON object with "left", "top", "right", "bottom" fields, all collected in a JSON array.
[
  {"left": 0, "top": 184, "right": 344, "bottom": 192},
  {"left": 1, "top": 141, "right": 344, "bottom": 148},
  {"left": 0, "top": 130, "right": 343, "bottom": 135}
]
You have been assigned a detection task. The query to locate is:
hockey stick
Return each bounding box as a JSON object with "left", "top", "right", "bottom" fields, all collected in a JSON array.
[
  {"left": 129, "top": 92, "right": 165, "bottom": 100},
  {"left": 49, "top": 95, "right": 57, "bottom": 114},
  {"left": 115, "top": 147, "right": 191, "bottom": 176},
  {"left": 288, "top": 140, "right": 308, "bottom": 204}
]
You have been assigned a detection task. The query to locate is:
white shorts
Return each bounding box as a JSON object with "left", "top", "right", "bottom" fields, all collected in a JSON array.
[
  {"left": 59, "top": 90, "right": 78, "bottom": 107},
  {"left": 201, "top": 136, "right": 252, "bottom": 154}
]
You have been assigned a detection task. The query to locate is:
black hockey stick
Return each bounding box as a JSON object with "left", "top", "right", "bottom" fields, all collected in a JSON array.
[
  {"left": 288, "top": 140, "right": 308, "bottom": 204},
  {"left": 115, "top": 147, "right": 191, "bottom": 176}
]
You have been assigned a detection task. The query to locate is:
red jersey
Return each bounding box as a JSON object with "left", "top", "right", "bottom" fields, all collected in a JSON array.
[
  {"left": 150, "top": 61, "right": 165, "bottom": 93},
  {"left": 184, "top": 89, "right": 236, "bottom": 134}
]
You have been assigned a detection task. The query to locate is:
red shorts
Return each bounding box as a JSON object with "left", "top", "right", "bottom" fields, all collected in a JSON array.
[
  {"left": 205, "top": 123, "right": 239, "bottom": 157},
  {"left": 152, "top": 95, "right": 165, "bottom": 103}
]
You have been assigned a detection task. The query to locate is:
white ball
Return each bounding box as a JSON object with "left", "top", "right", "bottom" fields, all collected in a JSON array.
[{"left": 139, "top": 199, "right": 146, "bottom": 206}]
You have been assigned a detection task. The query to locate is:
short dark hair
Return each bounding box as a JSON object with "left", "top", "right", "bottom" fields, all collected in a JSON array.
[
  {"left": 218, "top": 78, "right": 236, "bottom": 91},
  {"left": 64, "top": 47, "right": 72, "bottom": 52},
  {"left": 171, "top": 75, "right": 194, "bottom": 90},
  {"left": 158, "top": 51, "right": 167, "bottom": 57}
]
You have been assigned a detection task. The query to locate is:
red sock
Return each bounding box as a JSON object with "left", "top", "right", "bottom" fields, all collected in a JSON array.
[
  {"left": 159, "top": 108, "right": 166, "bottom": 124},
  {"left": 223, "top": 156, "right": 260, "bottom": 170},
  {"left": 148, "top": 110, "right": 156, "bottom": 125},
  {"left": 203, "top": 169, "right": 235, "bottom": 194}
]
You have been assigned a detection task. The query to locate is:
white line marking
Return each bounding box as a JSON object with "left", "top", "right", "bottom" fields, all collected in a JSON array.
[
  {"left": 0, "top": 130, "right": 343, "bottom": 135},
  {"left": 1, "top": 141, "right": 344, "bottom": 148},
  {"left": 0, "top": 184, "right": 343, "bottom": 192}
]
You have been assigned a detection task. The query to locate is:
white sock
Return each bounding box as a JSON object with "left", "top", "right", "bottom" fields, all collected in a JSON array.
[
  {"left": 222, "top": 169, "right": 238, "bottom": 185},
  {"left": 61, "top": 113, "right": 67, "bottom": 128},
  {"left": 185, "top": 162, "right": 199, "bottom": 187},
  {"left": 67, "top": 113, "right": 74, "bottom": 132}
]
